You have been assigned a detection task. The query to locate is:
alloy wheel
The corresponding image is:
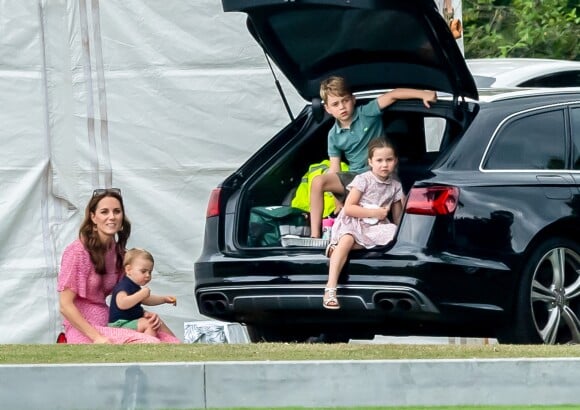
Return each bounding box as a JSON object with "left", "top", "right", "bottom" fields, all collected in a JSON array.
[{"left": 530, "top": 246, "right": 580, "bottom": 344}]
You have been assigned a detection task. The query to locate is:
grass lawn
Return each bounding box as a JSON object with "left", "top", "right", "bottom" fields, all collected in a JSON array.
[{"left": 1, "top": 342, "right": 580, "bottom": 364}]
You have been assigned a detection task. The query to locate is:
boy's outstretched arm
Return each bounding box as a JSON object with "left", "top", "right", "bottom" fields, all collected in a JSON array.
[
  {"left": 377, "top": 89, "right": 437, "bottom": 110},
  {"left": 143, "top": 294, "right": 177, "bottom": 306}
]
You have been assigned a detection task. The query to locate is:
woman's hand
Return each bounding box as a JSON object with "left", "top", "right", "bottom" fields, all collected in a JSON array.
[
  {"left": 143, "top": 311, "right": 161, "bottom": 330},
  {"left": 93, "top": 335, "right": 111, "bottom": 344}
]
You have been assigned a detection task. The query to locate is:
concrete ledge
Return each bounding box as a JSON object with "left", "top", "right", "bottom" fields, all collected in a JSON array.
[
  {"left": 1, "top": 358, "right": 579, "bottom": 409},
  {"left": 0, "top": 363, "right": 205, "bottom": 410}
]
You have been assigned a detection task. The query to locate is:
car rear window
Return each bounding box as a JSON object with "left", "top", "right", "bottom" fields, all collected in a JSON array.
[{"left": 484, "top": 109, "right": 566, "bottom": 170}]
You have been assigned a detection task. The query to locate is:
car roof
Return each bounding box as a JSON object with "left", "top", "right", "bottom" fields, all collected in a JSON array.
[
  {"left": 433, "top": 87, "right": 580, "bottom": 111},
  {"left": 467, "top": 58, "right": 580, "bottom": 88},
  {"left": 222, "top": 0, "right": 478, "bottom": 101},
  {"left": 461, "top": 87, "right": 580, "bottom": 108}
]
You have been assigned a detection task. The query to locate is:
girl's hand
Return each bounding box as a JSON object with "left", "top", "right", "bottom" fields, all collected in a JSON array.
[
  {"left": 375, "top": 206, "right": 390, "bottom": 221},
  {"left": 141, "top": 287, "right": 151, "bottom": 298}
]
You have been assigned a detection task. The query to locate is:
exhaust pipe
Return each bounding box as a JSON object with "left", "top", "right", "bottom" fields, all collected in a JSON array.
[
  {"left": 200, "top": 294, "right": 229, "bottom": 314},
  {"left": 376, "top": 298, "right": 395, "bottom": 311},
  {"left": 396, "top": 298, "right": 415, "bottom": 311},
  {"left": 201, "top": 300, "right": 216, "bottom": 314},
  {"left": 214, "top": 300, "right": 228, "bottom": 313},
  {"left": 374, "top": 295, "right": 418, "bottom": 312}
]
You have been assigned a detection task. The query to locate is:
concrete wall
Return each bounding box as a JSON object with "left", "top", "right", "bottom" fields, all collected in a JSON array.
[{"left": 1, "top": 358, "right": 579, "bottom": 409}]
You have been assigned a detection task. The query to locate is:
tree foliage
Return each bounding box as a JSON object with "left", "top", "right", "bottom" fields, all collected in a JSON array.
[{"left": 463, "top": 0, "right": 580, "bottom": 60}]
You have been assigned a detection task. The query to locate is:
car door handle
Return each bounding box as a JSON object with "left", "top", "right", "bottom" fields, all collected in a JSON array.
[{"left": 536, "top": 175, "right": 572, "bottom": 199}]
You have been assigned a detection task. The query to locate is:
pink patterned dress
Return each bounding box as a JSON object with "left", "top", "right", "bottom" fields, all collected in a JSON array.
[
  {"left": 330, "top": 171, "right": 404, "bottom": 248},
  {"left": 58, "top": 240, "right": 180, "bottom": 344}
]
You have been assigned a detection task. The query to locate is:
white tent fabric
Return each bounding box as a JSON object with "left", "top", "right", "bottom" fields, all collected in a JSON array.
[
  {"left": 0, "top": 0, "right": 303, "bottom": 343},
  {"left": 1, "top": 0, "right": 461, "bottom": 343}
]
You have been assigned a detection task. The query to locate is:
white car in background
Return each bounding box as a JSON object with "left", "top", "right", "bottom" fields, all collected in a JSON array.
[{"left": 467, "top": 58, "right": 580, "bottom": 88}]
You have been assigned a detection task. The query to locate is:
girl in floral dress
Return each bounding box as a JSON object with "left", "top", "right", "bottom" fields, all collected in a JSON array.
[
  {"left": 58, "top": 188, "right": 180, "bottom": 343},
  {"left": 323, "top": 138, "right": 404, "bottom": 310}
]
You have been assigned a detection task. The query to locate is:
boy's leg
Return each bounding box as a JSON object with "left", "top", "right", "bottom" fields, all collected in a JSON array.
[{"left": 309, "top": 173, "right": 344, "bottom": 238}]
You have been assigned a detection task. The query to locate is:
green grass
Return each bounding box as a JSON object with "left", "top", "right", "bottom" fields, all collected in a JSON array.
[{"left": 1, "top": 343, "right": 580, "bottom": 364}]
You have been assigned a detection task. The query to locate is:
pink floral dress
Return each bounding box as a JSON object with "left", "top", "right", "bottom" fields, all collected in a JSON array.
[
  {"left": 58, "top": 240, "right": 180, "bottom": 344},
  {"left": 330, "top": 171, "right": 404, "bottom": 249}
]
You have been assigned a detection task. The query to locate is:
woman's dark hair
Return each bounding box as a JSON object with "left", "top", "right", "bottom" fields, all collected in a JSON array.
[{"left": 79, "top": 191, "right": 131, "bottom": 275}]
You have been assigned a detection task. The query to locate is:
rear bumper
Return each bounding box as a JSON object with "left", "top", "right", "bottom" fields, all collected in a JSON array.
[
  {"left": 194, "top": 251, "right": 514, "bottom": 333},
  {"left": 197, "top": 282, "right": 439, "bottom": 316}
]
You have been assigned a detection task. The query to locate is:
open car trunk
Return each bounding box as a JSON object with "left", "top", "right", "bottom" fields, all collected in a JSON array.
[
  {"left": 214, "top": 1, "right": 479, "bottom": 254},
  {"left": 223, "top": 96, "right": 475, "bottom": 252}
]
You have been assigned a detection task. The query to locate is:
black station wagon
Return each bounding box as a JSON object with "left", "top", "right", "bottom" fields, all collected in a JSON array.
[{"left": 194, "top": 0, "right": 580, "bottom": 344}]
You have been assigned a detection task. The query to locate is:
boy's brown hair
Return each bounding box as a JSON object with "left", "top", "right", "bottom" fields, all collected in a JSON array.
[
  {"left": 319, "top": 76, "right": 352, "bottom": 104},
  {"left": 123, "top": 247, "right": 154, "bottom": 267}
]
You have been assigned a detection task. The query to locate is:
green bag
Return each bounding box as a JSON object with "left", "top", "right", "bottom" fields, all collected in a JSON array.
[{"left": 248, "top": 206, "right": 310, "bottom": 247}]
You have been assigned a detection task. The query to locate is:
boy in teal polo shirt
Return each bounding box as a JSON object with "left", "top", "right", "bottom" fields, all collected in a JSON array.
[{"left": 309, "top": 76, "right": 436, "bottom": 238}]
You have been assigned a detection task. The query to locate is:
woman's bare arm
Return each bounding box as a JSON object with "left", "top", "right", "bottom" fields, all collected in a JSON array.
[{"left": 59, "top": 288, "right": 110, "bottom": 343}]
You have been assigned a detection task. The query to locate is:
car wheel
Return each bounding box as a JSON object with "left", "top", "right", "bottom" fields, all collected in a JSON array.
[{"left": 501, "top": 238, "right": 580, "bottom": 344}]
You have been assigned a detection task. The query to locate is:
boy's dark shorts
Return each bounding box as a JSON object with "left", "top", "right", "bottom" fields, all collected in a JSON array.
[{"left": 334, "top": 171, "right": 357, "bottom": 203}]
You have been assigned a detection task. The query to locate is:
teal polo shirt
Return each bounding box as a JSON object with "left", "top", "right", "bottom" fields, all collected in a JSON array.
[{"left": 327, "top": 99, "right": 384, "bottom": 174}]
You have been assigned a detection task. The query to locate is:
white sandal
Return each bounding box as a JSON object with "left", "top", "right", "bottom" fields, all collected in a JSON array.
[{"left": 323, "top": 287, "right": 340, "bottom": 310}]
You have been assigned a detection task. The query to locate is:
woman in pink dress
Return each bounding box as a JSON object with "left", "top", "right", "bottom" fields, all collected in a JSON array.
[
  {"left": 323, "top": 138, "right": 404, "bottom": 310},
  {"left": 58, "top": 188, "right": 180, "bottom": 343}
]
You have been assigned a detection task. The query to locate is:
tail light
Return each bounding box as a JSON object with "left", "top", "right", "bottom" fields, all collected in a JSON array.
[
  {"left": 405, "top": 186, "right": 459, "bottom": 216},
  {"left": 206, "top": 188, "right": 221, "bottom": 218}
]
